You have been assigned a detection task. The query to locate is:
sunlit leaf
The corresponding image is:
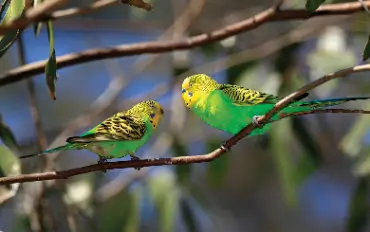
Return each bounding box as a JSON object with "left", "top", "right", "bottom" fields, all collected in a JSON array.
[
  {"left": 305, "top": 0, "right": 326, "bottom": 14},
  {"left": 148, "top": 170, "right": 179, "bottom": 232},
  {"left": 121, "top": 0, "right": 153, "bottom": 11},
  {"left": 33, "top": 0, "right": 43, "bottom": 37},
  {"left": 180, "top": 198, "right": 197, "bottom": 232},
  {"left": 270, "top": 119, "right": 297, "bottom": 206},
  {"left": 0, "top": 145, "right": 21, "bottom": 204},
  {"left": 172, "top": 137, "right": 191, "bottom": 184},
  {"left": 206, "top": 139, "right": 228, "bottom": 188},
  {"left": 45, "top": 21, "right": 57, "bottom": 100},
  {"left": 0, "top": 114, "right": 18, "bottom": 150},
  {"left": 346, "top": 177, "right": 368, "bottom": 232},
  {"left": 0, "top": 0, "right": 24, "bottom": 58}
]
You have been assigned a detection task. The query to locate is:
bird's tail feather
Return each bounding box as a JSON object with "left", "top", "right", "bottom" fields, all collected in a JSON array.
[
  {"left": 19, "top": 143, "right": 77, "bottom": 159},
  {"left": 290, "top": 96, "right": 370, "bottom": 110}
]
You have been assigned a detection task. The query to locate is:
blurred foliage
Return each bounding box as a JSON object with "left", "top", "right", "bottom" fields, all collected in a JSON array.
[
  {"left": 346, "top": 177, "right": 369, "bottom": 232},
  {"left": 0, "top": 0, "right": 23, "bottom": 58},
  {"left": 206, "top": 138, "right": 229, "bottom": 188},
  {"left": 45, "top": 21, "right": 57, "bottom": 101},
  {"left": 0, "top": 114, "right": 18, "bottom": 151},
  {"left": 0, "top": 146, "right": 20, "bottom": 205}
]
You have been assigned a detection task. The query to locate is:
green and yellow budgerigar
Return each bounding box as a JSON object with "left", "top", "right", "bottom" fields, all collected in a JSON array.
[
  {"left": 181, "top": 74, "right": 370, "bottom": 136},
  {"left": 20, "top": 100, "right": 164, "bottom": 163}
]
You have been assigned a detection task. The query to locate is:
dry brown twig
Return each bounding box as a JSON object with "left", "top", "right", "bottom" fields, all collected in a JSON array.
[
  {"left": 2, "top": 63, "right": 370, "bottom": 185},
  {"left": 1, "top": 1, "right": 370, "bottom": 85}
]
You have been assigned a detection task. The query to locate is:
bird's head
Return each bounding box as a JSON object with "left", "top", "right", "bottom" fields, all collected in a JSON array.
[
  {"left": 181, "top": 74, "right": 218, "bottom": 108},
  {"left": 130, "top": 100, "right": 164, "bottom": 129}
]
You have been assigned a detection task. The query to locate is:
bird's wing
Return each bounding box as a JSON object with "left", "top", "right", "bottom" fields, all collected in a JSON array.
[
  {"left": 67, "top": 113, "right": 147, "bottom": 143},
  {"left": 218, "top": 84, "right": 308, "bottom": 106}
]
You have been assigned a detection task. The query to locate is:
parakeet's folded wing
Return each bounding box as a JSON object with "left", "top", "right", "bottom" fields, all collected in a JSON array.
[
  {"left": 217, "top": 84, "right": 308, "bottom": 106},
  {"left": 67, "top": 114, "right": 147, "bottom": 144}
]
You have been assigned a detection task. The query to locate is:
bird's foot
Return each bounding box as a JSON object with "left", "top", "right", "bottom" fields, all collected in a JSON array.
[
  {"left": 252, "top": 115, "right": 263, "bottom": 128},
  {"left": 130, "top": 153, "right": 141, "bottom": 171},
  {"left": 98, "top": 157, "right": 108, "bottom": 173}
]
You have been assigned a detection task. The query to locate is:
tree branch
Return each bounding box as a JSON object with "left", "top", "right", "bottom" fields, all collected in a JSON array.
[
  {"left": 0, "top": 0, "right": 68, "bottom": 34},
  {"left": 2, "top": 64, "right": 370, "bottom": 185},
  {"left": 1, "top": 1, "right": 369, "bottom": 86}
]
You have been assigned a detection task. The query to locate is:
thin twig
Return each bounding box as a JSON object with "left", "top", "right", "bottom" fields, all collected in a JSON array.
[
  {"left": 48, "top": 0, "right": 120, "bottom": 20},
  {"left": 0, "top": 0, "right": 68, "bottom": 34},
  {"left": 3, "top": 64, "right": 370, "bottom": 184},
  {"left": 1, "top": 1, "right": 370, "bottom": 85}
]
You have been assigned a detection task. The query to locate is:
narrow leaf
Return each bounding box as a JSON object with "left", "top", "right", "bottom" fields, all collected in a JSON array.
[
  {"left": 121, "top": 0, "right": 153, "bottom": 11},
  {"left": 206, "top": 139, "right": 229, "bottom": 187},
  {"left": 180, "top": 198, "right": 197, "bottom": 232},
  {"left": 270, "top": 119, "right": 297, "bottom": 206},
  {"left": 33, "top": 0, "right": 43, "bottom": 37},
  {"left": 45, "top": 20, "right": 57, "bottom": 100},
  {"left": 0, "top": 145, "right": 20, "bottom": 204},
  {"left": 305, "top": 0, "right": 326, "bottom": 14},
  {"left": 363, "top": 34, "right": 370, "bottom": 61},
  {"left": 0, "top": 0, "right": 24, "bottom": 58},
  {"left": 0, "top": 115, "right": 18, "bottom": 150},
  {"left": 346, "top": 177, "right": 368, "bottom": 232},
  {"left": 0, "top": 0, "right": 11, "bottom": 21},
  {"left": 172, "top": 137, "right": 191, "bottom": 183},
  {"left": 122, "top": 186, "right": 142, "bottom": 232}
]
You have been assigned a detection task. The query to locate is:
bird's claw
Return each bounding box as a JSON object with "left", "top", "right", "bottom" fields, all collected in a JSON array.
[
  {"left": 130, "top": 154, "right": 141, "bottom": 171},
  {"left": 252, "top": 115, "right": 263, "bottom": 128}
]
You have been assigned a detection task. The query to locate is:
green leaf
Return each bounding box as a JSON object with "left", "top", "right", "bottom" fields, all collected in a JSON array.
[
  {"left": 148, "top": 171, "right": 179, "bottom": 232},
  {"left": 0, "top": 114, "right": 18, "bottom": 151},
  {"left": 205, "top": 139, "right": 229, "bottom": 188},
  {"left": 291, "top": 118, "right": 322, "bottom": 184},
  {"left": 270, "top": 119, "right": 297, "bottom": 206},
  {"left": 363, "top": 35, "right": 370, "bottom": 61},
  {"left": 346, "top": 177, "right": 368, "bottom": 232},
  {"left": 98, "top": 189, "right": 131, "bottom": 232},
  {"left": 0, "top": 145, "right": 21, "bottom": 204},
  {"left": 0, "top": 0, "right": 24, "bottom": 58},
  {"left": 305, "top": 0, "right": 326, "bottom": 14},
  {"left": 172, "top": 137, "right": 191, "bottom": 184},
  {"left": 340, "top": 106, "right": 370, "bottom": 157},
  {"left": 180, "top": 198, "right": 197, "bottom": 232},
  {"left": 33, "top": 0, "right": 43, "bottom": 37},
  {"left": 122, "top": 186, "right": 142, "bottom": 232},
  {"left": 45, "top": 21, "right": 57, "bottom": 100},
  {"left": 0, "top": 0, "right": 11, "bottom": 22}
]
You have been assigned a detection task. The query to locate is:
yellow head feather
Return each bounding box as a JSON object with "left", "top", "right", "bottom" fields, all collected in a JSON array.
[
  {"left": 181, "top": 74, "right": 218, "bottom": 108},
  {"left": 128, "top": 100, "right": 164, "bottom": 128}
]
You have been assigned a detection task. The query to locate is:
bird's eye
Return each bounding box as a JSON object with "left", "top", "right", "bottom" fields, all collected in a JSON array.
[
  {"left": 188, "top": 92, "right": 193, "bottom": 97},
  {"left": 151, "top": 104, "right": 155, "bottom": 108},
  {"left": 181, "top": 88, "right": 186, "bottom": 93},
  {"left": 150, "top": 113, "right": 155, "bottom": 118}
]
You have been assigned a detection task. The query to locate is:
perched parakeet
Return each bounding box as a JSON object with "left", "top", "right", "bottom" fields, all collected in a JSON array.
[
  {"left": 181, "top": 74, "right": 370, "bottom": 136},
  {"left": 20, "top": 100, "right": 164, "bottom": 163}
]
